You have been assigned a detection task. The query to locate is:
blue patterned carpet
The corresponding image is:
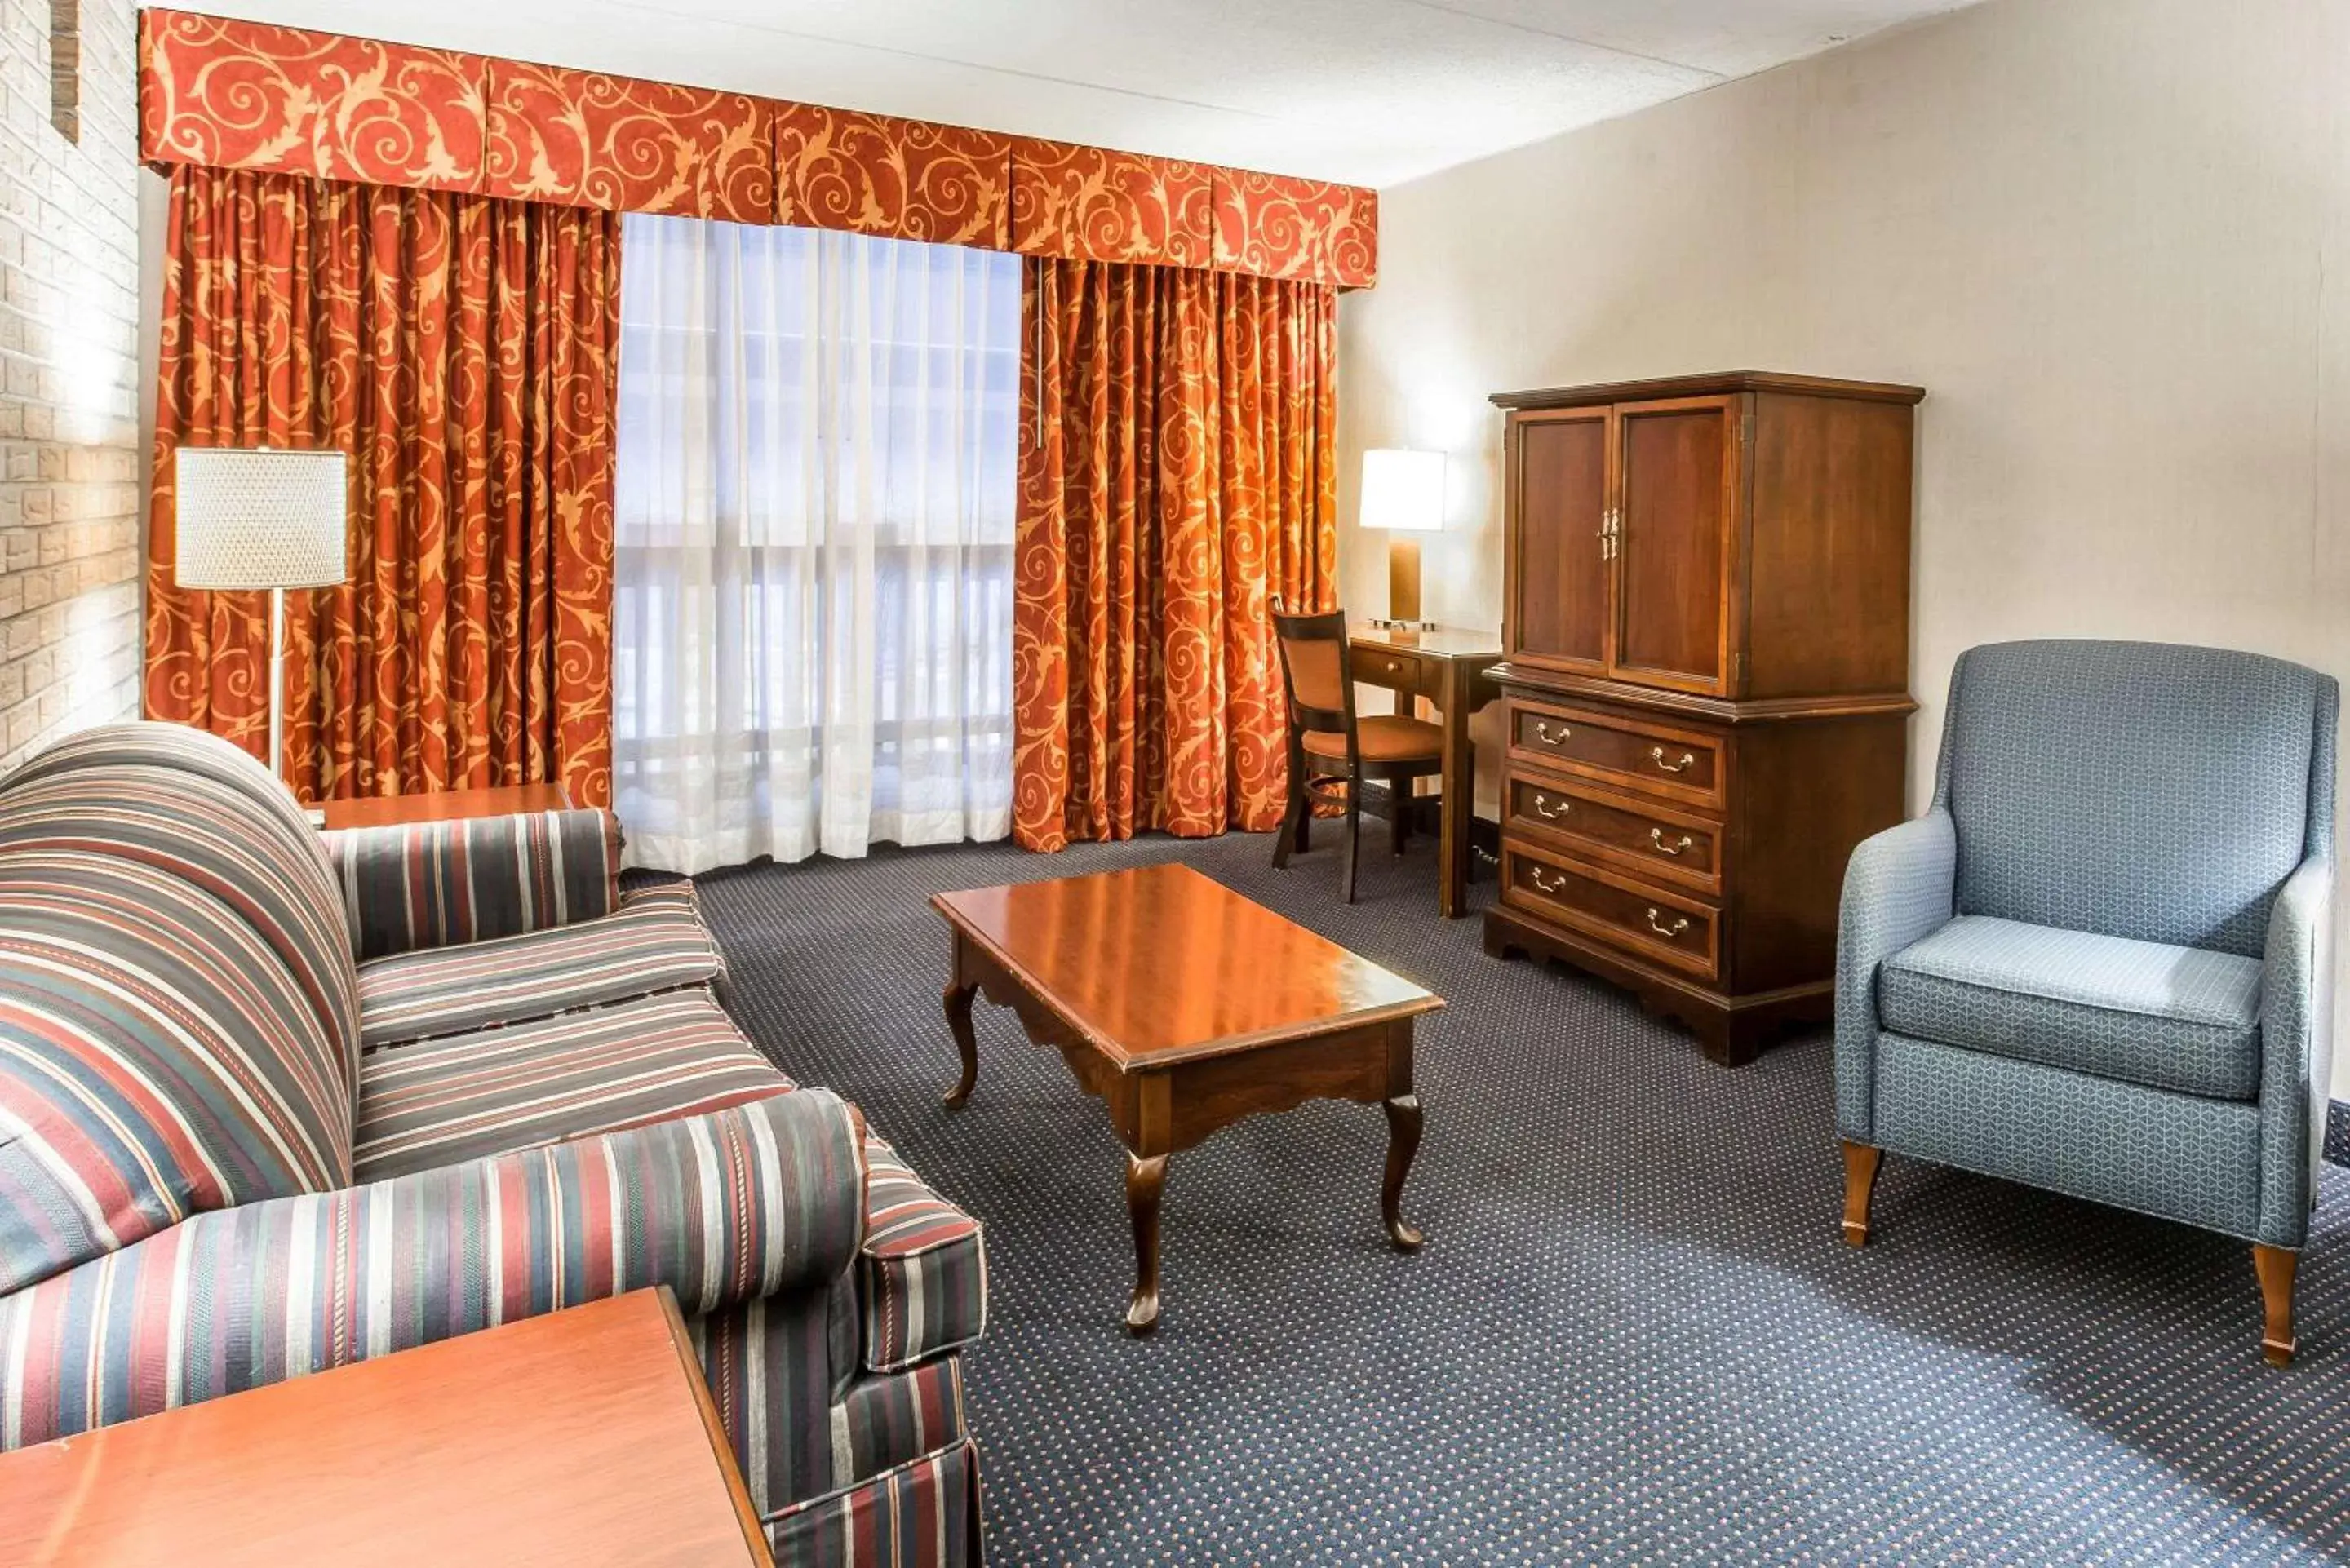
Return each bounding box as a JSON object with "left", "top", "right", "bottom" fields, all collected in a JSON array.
[{"left": 689, "top": 829, "right": 2350, "bottom": 1566}]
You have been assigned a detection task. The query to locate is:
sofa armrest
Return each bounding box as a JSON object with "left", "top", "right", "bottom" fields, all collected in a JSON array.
[
  {"left": 325, "top": 807, "right": 621, "bottom": 959},
  {"left": 1834, "top": 808, "right": 1958, "bottom": 1144},
  {"left": 2256, "top": 854, "right": 2335, "bottom": 1246},
  {"left": 0, "top": 1089, "right": 867, "bottom": 1451}
]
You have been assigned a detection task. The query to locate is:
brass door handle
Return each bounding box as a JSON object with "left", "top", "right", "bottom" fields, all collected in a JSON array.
[
  {"left": 1645, "top": 907, "right": 1691, "bottom": 937},
  {"left": 1531, "top": 793, "right": 1570, "bottom": 821},
  {"left": 1649, "top": 746, "right": 1696, "bottom": 774},
  {"left": 1647, "top": 828, "right": 1694, "bottom": 857},
  {"left": 1534, "top": 720, "right": 1572, "bottom": 746},
  {"left": 1529, "top": 867, "right": 1567, "bottom": 894}
]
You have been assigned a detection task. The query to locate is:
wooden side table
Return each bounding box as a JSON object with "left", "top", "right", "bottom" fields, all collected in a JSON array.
[
  {"left": 0, "top": 1288, "right": 771, "bottom": 1566},
  {"left": 317, "top": 781, "right": 572, "bottom": 832}
]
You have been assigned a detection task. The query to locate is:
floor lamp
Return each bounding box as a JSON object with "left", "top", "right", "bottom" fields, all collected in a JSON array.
[{"left": 171, "top": 447, "right": 351, "bottom": 786}]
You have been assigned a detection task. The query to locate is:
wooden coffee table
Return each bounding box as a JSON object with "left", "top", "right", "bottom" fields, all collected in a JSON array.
[{"left": 933, "top": 862, "right": 1443, "bottom": 1334}]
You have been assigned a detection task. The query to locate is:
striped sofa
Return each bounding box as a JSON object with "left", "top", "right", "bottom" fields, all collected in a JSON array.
[{"left": 0, "top": 722, "right": 987, "bottom": 1564}]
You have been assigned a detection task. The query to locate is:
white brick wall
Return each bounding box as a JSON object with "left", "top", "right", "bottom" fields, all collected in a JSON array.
[{"left": 0, "top": 0, "right": 141, "bottom": 768}]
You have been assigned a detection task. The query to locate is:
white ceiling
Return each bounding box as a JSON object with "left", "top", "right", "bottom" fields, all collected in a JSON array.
[{"left": 190, "top": 0, "right": 1984, "bottom": 188}]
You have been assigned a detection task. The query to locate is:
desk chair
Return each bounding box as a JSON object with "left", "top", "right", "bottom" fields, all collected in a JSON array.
[{"left": 1270, "top": 605, "right": 1445, "bottom": 903}]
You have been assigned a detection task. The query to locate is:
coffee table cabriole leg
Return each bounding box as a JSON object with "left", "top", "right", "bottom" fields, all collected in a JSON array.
[
  {"left": 942, "top": 932, "right": 980, "bottom": 1109},
  {"left": 1381, "top": 1020, "right": 1424, "bottom": 1251},
  {"left": 1123, "top": 1072, "right": 1173, "bottom": 1335}
]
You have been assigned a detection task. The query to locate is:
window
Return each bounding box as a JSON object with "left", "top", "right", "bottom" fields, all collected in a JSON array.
[{"left": 612, "top": 215, "right": 1021, "bottom": 872}]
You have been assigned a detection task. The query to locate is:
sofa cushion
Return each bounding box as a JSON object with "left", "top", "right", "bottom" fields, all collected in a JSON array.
[
  {"left": 0, "top": 764, "right": 361, "bottom": 1100},
  {"left": 831, "top": 1358, "right": 969, "bottom": 1495},
  {"left": 1880, "top": 915, "right": 2262, "bottom": 1101},
  {"left": 354, "top": 883, "right": 727, "bottom": 1049},
  {"left": 326, "top": 807, "right": 623, "bottom": 962},
  {"left": 860, "top": 1133, "right": 986, "bottom": 1373},
  {"left": 352, "top": 989, "right": 791, "bottom": 1180},
  {"left": 0, "top": 851, "right": 352, "bottom": 1295}
]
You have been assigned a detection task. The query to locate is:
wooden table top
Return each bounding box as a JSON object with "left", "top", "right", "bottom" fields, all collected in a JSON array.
[
  {"left": 317, "top": 781, "right": 572, "bottom": 831},
  {"left": 933, "top": 863, "right": 1441, "bottom": 1071},
  {"left": 1348, "top": 622, "right": 1502, "bottom": 660},
  {"left": 0, "top": 1289, "right": 771, "bottom": 1567}
]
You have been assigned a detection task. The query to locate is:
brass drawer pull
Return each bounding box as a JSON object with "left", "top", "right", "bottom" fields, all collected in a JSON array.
[
  {"left": 1645, "top": 907, "right": 1692, "bottom": 938},
  {"left": 1529, "top": 867, "right": 1567, "bottom": 895},
  {"left": 1649, "top": 746, "right": 1697, "bottom": 774},
  {"left": 1531, "top": 793, "right": 1570, "bottom": 821},
  {"left": 1534, "top": 720, "right": 1572, "bottom": 746},
  {"left": 1647, "top": 828, "right": 1695, "bottom": 857}
]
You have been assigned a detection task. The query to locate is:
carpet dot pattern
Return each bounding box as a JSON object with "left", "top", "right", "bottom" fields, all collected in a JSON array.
[{"left": 686, "top": 830, "right": 2350, "bottom": 1566}]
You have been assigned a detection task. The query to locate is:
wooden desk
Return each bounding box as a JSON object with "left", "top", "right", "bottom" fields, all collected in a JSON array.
[
  {"left": 1350, "top": 623, "right": 1502, "bottom": 918},
  {"left": 318, "top": 780, "right": 572, "bottom": 831},
  {"left": 0, "top": 1288, "right": 771, "bottom": 1567}
]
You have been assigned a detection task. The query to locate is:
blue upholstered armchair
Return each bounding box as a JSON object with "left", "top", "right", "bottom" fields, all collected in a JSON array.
[{"left": 1835, "top": 640, "right": 2338, "bottom": 1365}]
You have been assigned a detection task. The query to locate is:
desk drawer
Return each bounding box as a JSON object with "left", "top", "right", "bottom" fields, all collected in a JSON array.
[
  {"left": 1355, "top": 644, "right": 1433, "bottom": 696},
  {"left": 1504, "top": 768, "right": 1724, "bottom": 897},
  {"left": 1506, "top": 698, "right": 1726, "bottom": 811},
  {"left": 1501, "top": 839, "right": 1720, "bottom": 981}
]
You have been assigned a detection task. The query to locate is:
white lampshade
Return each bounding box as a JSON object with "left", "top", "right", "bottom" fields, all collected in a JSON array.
[
  {"left": 1359, "top": 448, "right": 1444, "bottom": 534},
  {"left": 174, "top": 447, "right": 349, "bottom": 591}
]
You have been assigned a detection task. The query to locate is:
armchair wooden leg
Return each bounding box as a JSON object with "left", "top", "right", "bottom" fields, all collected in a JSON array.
[
  {"left": 2253, "top": 1244, "right": 2299, "bottom": 1366},
  {"left": 1841, "top": 1141, "right": 1881, "bottom": 1247}
]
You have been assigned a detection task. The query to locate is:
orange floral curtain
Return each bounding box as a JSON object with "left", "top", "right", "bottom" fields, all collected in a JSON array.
[
  {"left": 1013, "top": 256, "right": 1337, "bottom": 852},
  {"left": 144, "top": 164, "right": 619, "bottom": 807}
]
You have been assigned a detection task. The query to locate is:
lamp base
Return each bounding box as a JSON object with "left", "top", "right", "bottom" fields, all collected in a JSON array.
[{"left": 1386, "top": 535, "right": 1423, "bottom": 625}]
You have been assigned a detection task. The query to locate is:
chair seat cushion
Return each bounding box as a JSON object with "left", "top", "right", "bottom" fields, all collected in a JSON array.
[
  {"left": 353, "top": 990, "right": 791, "bottom": 1180},
  {"left": 1301, "top": 715, "right": 1443, "bottom": 764},
  {"left": 1879, "top": 915, "right": 2262, "bottom": 1101},
  {"left": 356, "top": 882, "right": 725, "bottom": 1049}
]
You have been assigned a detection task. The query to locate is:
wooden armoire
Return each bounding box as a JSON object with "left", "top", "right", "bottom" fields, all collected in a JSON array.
[{"left": 1483, "top": 371, "right": 1923, "bottom": 1065}]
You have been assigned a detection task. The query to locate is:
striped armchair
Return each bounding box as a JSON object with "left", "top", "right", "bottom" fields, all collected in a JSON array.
[
  {"left": 0, "top": 723, "right": 986, "bottom": 1563},
  {"left": 1837, "top": 640, "right": 2337, "bottom": 1365}
]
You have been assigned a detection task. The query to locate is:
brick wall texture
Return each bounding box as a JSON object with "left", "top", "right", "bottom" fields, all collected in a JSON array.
[{"left": 0, "top": 0, "right": 140, "bottom": 769}]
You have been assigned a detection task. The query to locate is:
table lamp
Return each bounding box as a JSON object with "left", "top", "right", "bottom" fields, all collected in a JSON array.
[
  {"left": 172, "top": 446, "right": 350, "bottom": 784},
  {"left": 1361, "top": 448, "right": 1443, "bottom": 631}
]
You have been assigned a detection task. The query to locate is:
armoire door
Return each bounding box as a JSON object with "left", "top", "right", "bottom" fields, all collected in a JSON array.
[
  {"left": 1612, "top": 396, "right": 1740, "bottom": 695},
  {"left": 1505, "top": 408, "right": 1612, "bottom": 675}
]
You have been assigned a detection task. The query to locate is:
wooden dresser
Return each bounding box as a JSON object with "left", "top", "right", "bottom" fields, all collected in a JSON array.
[{"left": 1482, "top": 371, "right": 1922, "bottom": 1065}]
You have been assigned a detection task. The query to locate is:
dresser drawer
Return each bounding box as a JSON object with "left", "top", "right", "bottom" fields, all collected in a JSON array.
[
  {"left": 1506, "top": 698, "right": 1726, "bottom": 811},
  {"left": 1503, "top": 768, "right": 1724, "bottom": 897},
  {"left": 1501, "top": 839, "right": 1720, "bottom": 981}
]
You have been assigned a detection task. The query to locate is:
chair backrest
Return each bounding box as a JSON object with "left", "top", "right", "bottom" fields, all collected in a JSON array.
[
  {"left": 0, "top": 723, "right": 360, "bottom": 1297},
  {"left": 1271, "top": 605, "right": 1356, "bottom": 742},
  {"left": 1933, "top": 640, "right": 2339, "bottom": 956}
]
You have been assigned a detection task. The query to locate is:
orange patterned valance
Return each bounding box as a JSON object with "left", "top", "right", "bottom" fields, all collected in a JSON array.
[
  {"left": 140, "top": 10, "right": 487, "bottom": 193},
  {"left": 1011, "top": 138, "right": 1214, "bottom": 270},
  {"left": 773, "top": 105, "right": 1011, "bottom": 250},
  {"left": 483, "top": 63, "right": 774, "bottom": 224},
  {"left": 137, "top": 7, "right": 1377, "bottom": 288}
]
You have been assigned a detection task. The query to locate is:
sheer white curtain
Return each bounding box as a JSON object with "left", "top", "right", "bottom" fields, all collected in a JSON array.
[{"left": 613, "top": 215, "right": 1020, "bottom": 873}]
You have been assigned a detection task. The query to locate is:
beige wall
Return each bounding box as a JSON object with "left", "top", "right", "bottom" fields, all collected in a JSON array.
[
  {"left": 0, "top": 0, "right": 142, "bottom": 766},
  {"left": 1336, "top": 0, "right": 2350, "bottom": 1092}
]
